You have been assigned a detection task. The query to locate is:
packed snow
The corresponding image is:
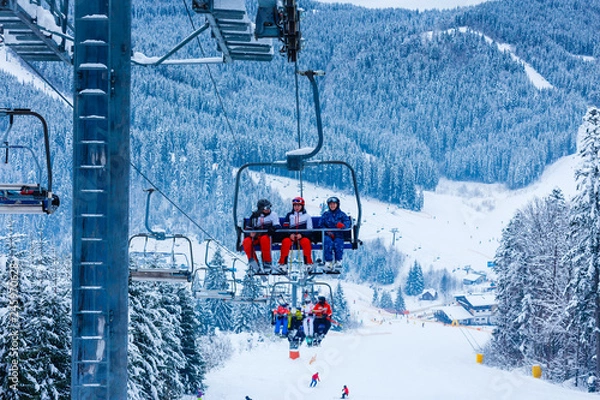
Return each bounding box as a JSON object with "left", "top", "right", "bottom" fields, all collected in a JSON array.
[{"left": 202, "top": 282, "right": 594, "bottom": 400}]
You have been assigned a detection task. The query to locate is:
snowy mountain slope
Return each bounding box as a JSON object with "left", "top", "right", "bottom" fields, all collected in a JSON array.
[
  {"left": 202, "top": 282, "right": 594, "bottom": 400},
  {"left": 0, "top": 47, "right": 71, "bottom": 105},
  {"left": 424, "top": 27, "right": 553, "bottom": 90},
  {"left": 259, "top": 149, "right": 578, "bottom": 276},
  {"left": 197, "top": 151, "right": 587, "bottom": 399}
]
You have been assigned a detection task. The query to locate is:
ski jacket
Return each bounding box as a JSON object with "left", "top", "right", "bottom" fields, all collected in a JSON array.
[
  {"left": 301, "top": 303, "right": 314, "bottom": 317},
  {"left": 342, "top": 387, "right": 349, "bottom": 395},
  {"left": 321, "top": 208, "right": 351, "bottom": 239},
  {"left": 283, "top": 209, "right": 314, "bottom": 241},
  {"left": 274, "top": 305, "right": 289, "bottom": 317},
  {"left": 284, "top": 209, "right": 313, "bottom": 230},
  {"left": 312, "top": 373, "right": 320, "bottom": 381},
  {"left": 312, "top": 301, "right": 332, "bottom": 319},
  {"left": 246, "top": 209, "right": 281, "bottom": 232}
]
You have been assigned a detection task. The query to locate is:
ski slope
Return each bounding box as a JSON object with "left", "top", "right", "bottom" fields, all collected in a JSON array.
[{"left": 202, "top": 282, "right": 594, "bottom": 400}]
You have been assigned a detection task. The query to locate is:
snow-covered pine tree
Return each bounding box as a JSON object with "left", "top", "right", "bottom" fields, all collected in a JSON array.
[
  {"left": 196, "top": 297, "right": 215, "bottom": 336},
  {"left": 19, "top": 232, "right": 70, "bottom": 399},
  {"left": 0, "top": 219, "right": 33, "bottom": 399},
  {"left": 378, "top": 290, "right": 393, "bottom": 309},
  {"left": 405, "top": 261, "right": 425, "bottom": 296},
  {"left": 394, "top": 286, "right": 406, "bottom": 314},
  {"left": 567, "top": 107, "right": 600, "bottom": 384},
  {"left": 203, "top": 249, "right": 233, "bottom": 331},
  {"left": 332, "top": 281, "right": 350, "bottom": 326},
  {"left": 177, "top": 286, "right": 205, "bottom": 395},
  {"left": 510, "top": 194, "right": 570, "bottom": 378},
  {"left": 233, "top": 273, "right": 268, "bottom": 333},
  {"left": 128, "top": 281, "right": 166, "bottom": 399},
  {"left": 534, "top": 190, "right": 572, "bottom": 379},
  {"left": 371, "top": 286, "right": 379, "bottom": 305},
  {"left": 156, "top": 284, "right": 186, "bottom": 399},
  {"left": 490, "top": 211, "right": 528, "bottom": 368}
]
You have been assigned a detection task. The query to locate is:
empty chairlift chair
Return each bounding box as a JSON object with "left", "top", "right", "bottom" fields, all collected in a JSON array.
[
  {"left": 128, "top": 189, "right": 195, "bottom": 282},
  {"left": 0, "top": 109, "right": 60, "bottom": 215}
]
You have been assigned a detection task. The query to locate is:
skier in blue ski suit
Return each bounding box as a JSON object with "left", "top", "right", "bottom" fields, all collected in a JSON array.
[{"left": 321, "top": 196, "right": 351, "bottom": 269}]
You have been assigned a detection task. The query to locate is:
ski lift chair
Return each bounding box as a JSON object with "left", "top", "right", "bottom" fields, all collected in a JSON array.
[
  {"left": 128, "top": 189, "right": 195, "bottom": 282},
  {"left": 233, "top": 71, "right": 362, "bottom": 277},
  {"left": 0, "top": 109, "right": 60, "bottom": 214},
  {"left": 191, "top": 240, "right": 237, "bottom": 299}
]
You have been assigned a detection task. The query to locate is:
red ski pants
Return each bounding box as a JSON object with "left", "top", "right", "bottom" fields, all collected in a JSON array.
[
  {"left": 243, "top": 234, "right": 272, "bottom": 263},
  {"left": 278, "top": 236, "right": 313, "bottom": 264}
]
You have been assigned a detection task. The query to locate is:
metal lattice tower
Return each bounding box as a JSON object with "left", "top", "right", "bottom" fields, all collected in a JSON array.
[
  {"left": 71, "top": 1, "right": 130, "bottom": 398},
  {"left": 2, "top": 1, "right": 299, "bottom": 398}
]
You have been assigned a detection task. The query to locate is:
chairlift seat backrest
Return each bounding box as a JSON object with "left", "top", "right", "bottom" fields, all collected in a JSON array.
[{"left": 242, "top": 216, "right": 357, "bottom": 250}]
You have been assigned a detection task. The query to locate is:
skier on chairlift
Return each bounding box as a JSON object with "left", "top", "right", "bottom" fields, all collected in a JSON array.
[
  {"left": 321, "top": 196, "right": 350, "bottom": 272},
  {"left": 243, "top": 198, "right": 280, "bottom": 273},
  {"left": 312, "top": 295, "right": 333, "bottom": 344},
  {"left": 273, "top": 301, "right": 290, "bottom": 337},
  {"left": 277, "top": 196, "right": 314, "bottom": 273}
]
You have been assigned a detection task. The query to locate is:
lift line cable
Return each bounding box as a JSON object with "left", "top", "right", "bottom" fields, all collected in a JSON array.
[
  {"left": 182, "top": 0, "right": 242, "bottom": 157},
  {"left": 36, "top": 67, "right": 245, "bottom": 266},
  {"left": 22, "top": 58, "right": 73, "bottom": 108},
  {"left": 130, "top": 161, "right": 245, "bottom": 263}
]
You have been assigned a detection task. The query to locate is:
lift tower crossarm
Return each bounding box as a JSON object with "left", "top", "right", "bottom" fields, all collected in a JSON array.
[
  {"left": 131, "top": 21, "right": 225, "bottom": 66},
  {"left": 0, "top": 0, "right": 73, "bottom": 63},
  {"left": 193, "top": 0, "right": 274, "bottom": 62}
]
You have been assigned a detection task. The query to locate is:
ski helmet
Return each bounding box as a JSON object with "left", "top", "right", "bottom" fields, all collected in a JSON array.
[
  {"left": 292, "top": 196, "right": 305, "bottom": 206},
  {"left": 318, "top": 295, "right": 326, "bottom": 303},
  {"left": 257, "top": 198, "right": 271, "bottom": 211},
  {"left": 327, "top": 196, "right": 340, "bottom": 206}
]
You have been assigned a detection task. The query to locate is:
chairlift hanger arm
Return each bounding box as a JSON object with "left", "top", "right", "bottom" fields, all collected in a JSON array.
[{"left": 286, "top": 70, "right": 325, "bottom": 169}]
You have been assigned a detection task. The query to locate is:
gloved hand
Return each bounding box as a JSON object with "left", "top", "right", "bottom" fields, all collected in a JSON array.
[
  {"left": 336, "top": 222, "right": 345, "bottom": 229},
  {"left": 327, "top": 232, "right": 335, "bottom": 239}
]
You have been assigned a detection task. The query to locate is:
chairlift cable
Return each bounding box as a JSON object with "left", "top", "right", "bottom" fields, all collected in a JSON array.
[
  {"left": 182, "top": 0, "right": 242, "bottom": 158},
  {"left": 22, "top": 58, "right": 73, "bottom": 108},
  {"left": 27, "top": 8, "right": 246, "bottom": 267},
  {"left": 130, "top": 161, "right": 244, "bottom": 263}
]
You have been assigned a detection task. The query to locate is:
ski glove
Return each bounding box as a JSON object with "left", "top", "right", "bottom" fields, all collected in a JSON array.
[{"left": 336, "top": 222, "right": 345, "bottom": 229}]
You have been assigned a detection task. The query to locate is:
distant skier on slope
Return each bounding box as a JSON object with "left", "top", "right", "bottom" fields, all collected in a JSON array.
[
  {"left": 341, "top": 384, "right": 349, "bottom": 398},
  {"left": 310, "top": 372, "right": 320, "bottom": 387}
]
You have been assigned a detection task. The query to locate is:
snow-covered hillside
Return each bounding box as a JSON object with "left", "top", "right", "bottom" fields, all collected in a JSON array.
[
  {"left": 202, "top": 282, "right": 594, "bottom": 400},
  {"left": 207, "top": 142, "right": 585, "bottom": 400},
  {"left": 260, "top": 149, "right": 578, "bottom": 277}
]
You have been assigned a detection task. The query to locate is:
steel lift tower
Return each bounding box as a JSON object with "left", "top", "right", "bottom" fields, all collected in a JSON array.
[
  {"left": 71, "top": 1, "right": 131, "bottom": 398},
  {"left": 3, "top": 0, "right": 300, "bottom": 398}
]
